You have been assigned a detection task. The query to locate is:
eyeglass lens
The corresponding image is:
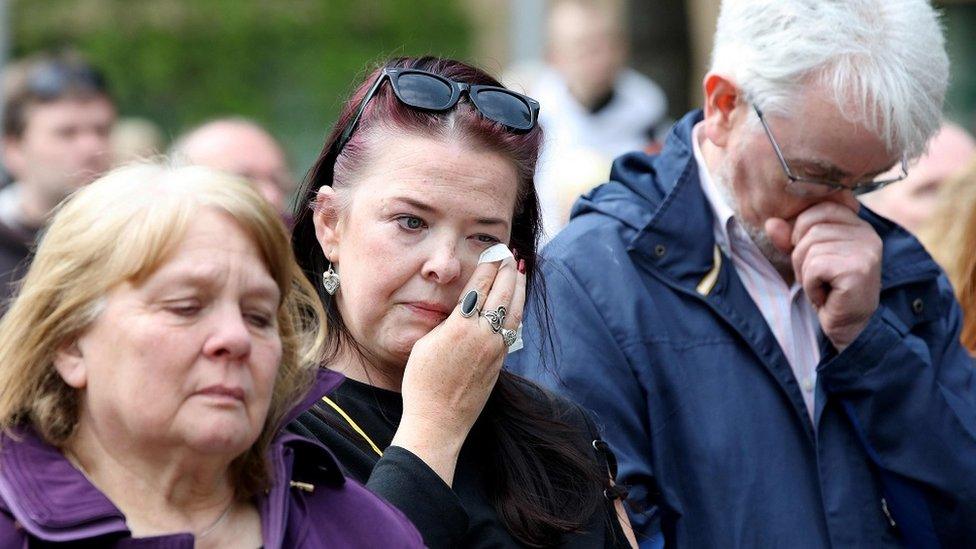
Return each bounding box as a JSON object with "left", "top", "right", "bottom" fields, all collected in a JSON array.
[
  {"left": 395, "top": 73, "right": 455, "bottom": 110},
  {"left": 472, "top": 89, "right": 533, "bottom": 130}
]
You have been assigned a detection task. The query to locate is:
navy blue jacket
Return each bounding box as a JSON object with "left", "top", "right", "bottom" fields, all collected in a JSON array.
[{"left": 508, "top": 111, "right": 976, "bottom": 548}]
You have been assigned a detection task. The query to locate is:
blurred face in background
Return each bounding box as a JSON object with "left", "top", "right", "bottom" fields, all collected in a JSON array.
[
  {"left": 177, "top": 121, "right": 295, "bottom": 213},
  {"left": 547, "top": 1, "right": 625, "bottom": 109},
  {"left": 860, "top": 123, "right": 976, "bottom": 233},
  {"left": 2, "top": 96, "right": 116, "bottom": 205}
]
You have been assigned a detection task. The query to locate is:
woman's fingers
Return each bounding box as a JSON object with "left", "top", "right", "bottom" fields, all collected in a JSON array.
[
  {"left": 453, "top": 259, "right": 501, "bottom": 319},
  {"left": 505, "top": 265, "right": 526, "bottom": 329},
  {"left": 480, "top": 257, "right": 517, "bottom": 333}
]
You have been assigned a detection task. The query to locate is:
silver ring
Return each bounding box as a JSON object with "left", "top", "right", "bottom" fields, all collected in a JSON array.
[
  {"left": 501, "top": 327, "right": 518, "bottom": 348},
  {"left": 483, "top": 306, "right": 507, "bottom": 333}
]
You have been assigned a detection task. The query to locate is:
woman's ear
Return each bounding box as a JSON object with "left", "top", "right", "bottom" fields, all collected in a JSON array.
[
  {"left": 312, "top": 186, "right": 343, "bottom": 263},
  {"left": 702, "top": 72, "right": 743, "bottom": 148},
  {"left": 53, "top": 340, "right": 87, "bottom": 389}
]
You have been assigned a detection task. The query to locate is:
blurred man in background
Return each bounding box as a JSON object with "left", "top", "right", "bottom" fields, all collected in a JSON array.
[
  {"left": 861, "top": 121, "right": 976, "bottom": 234},
  {"left": 531, "top": 0, "right": 668, "bottom": 239},
  {"left": 170, "top": 118, "right": 295, "bottom": 215},
  {"left": 0, "top": 52, "right": 116, "bottom": 300}
]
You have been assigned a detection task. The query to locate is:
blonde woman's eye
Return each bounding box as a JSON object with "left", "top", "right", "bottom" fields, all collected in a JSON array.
[
  {"left": 396, "top": 216, "right": 426, "bottom": 231},
  {"left": 247, "top": 313, "right": 274, "bottom": 328}
]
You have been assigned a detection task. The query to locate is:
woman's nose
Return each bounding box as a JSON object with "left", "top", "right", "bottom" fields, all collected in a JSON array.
[
  {"left": 203, "top": 305, "right": 253, "bottom": 361},
  {"left": 421, "top": 238, "right": 462, "bottom": 285}
]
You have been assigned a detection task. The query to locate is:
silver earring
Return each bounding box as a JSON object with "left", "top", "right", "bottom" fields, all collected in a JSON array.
[{"left": 322, "top": 263, "right": 340, "bottom": 295}]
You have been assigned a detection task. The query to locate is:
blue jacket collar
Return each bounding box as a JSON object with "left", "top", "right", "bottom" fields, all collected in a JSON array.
[{"left": 0, "top": 368, "right": 345, "bottom": 543}]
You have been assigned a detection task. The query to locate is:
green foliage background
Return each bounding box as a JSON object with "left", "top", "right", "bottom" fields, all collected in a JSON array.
[{"left": 11, "top": 0, "right": 473, "bottom": 172}]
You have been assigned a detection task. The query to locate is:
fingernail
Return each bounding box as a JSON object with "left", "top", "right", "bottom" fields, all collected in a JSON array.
[
  {"left": 479, "top": 243, "right": 515, "bottom": 264},
  {"left": 518, "top": 259, "right": 526, "bottom": 274}
]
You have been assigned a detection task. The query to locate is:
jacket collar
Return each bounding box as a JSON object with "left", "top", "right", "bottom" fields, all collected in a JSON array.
[{"left": 0, "top": 367, "right": 346, "bottom": 543}]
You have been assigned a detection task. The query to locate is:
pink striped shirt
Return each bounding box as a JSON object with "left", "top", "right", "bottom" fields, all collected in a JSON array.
[{"left": 692, "top": 123, "right": 820, "bottom": 419}]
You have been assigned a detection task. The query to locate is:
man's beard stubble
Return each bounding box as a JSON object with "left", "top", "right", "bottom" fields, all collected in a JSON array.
[{"left": 714, "top": 158, "right": 795, "bottom": 281}]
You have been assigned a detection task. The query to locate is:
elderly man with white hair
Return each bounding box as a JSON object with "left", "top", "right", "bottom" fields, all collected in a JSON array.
[{"left": 510, "top": 1, "right": 976, "bottom": 546}]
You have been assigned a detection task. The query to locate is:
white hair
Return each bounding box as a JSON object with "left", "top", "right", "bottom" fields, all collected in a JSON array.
[{"left": 711, "top": 0, "right": 949, "bottom": 159}]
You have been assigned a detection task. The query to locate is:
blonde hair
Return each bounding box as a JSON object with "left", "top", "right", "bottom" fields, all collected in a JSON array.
[
  {"left": 919, "top": 158, "right": 976, "bottom": 354},
  {"left": 0, "top": 162, "right": 325, "bottom": 498}
]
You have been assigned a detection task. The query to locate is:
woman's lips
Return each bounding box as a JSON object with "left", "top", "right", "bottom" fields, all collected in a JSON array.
[
  {"left": 403, "top": 302, "right": 451, "bottom": 322},
  {"left": 196, "top": 385, "right": 246, "bottom": 403}
]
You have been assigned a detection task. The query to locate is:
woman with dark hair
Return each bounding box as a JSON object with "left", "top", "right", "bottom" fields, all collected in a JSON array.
[{"left": 289, "top": 56, "right": 637, "bottom": 547}]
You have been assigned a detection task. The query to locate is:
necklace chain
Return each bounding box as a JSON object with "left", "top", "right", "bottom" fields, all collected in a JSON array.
[
  {"left": 195, "top": 501, "right": 235, "bottom": 539},
  {"left": 64, "top": 449, "right": 236, "bottom": 540}
]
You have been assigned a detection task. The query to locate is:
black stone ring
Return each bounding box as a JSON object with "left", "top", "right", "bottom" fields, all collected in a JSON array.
[{"left": 459, "top": 289, "right": 483, "bottom": 318}]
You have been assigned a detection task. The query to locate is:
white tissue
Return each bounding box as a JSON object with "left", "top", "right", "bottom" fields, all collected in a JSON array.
[
  {"left": 507, "top": 323, "right": 524, "bottom": 354},
  {"left": 478, "top": 243, "right": 515, "bottom": 265}
]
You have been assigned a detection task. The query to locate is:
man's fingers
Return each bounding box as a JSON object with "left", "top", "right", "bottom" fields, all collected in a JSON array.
[{"left": 791, "top": 201, "right": 862, "bottom": 245}]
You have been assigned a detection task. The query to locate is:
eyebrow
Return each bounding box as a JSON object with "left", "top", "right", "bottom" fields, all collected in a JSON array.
[{"left": 392, "top": 196, "right": 509, "bottom": 227}]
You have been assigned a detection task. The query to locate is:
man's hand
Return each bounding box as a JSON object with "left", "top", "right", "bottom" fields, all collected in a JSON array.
[{"left": 766, "top": 201, "right": 882, "bottom": 351}]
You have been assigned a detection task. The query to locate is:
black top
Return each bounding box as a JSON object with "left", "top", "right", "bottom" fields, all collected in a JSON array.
[{"left": 290, "top": 376, "right": 628, "bottom": 548}]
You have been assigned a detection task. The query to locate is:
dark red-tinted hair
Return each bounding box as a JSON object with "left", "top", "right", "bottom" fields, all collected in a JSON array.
[{"left": 291, "top": 57, "right": 609, "bottom": 547}]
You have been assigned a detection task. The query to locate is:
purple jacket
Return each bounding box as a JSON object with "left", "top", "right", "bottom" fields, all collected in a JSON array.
[{"left": 0, "top": 369, "right": 424, "bottom": 548}]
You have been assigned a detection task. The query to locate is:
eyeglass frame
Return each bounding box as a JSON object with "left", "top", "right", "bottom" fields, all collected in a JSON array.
[
  {"left": 333, "top": 67, "right": 541, "bottom": 158},
  {"left": 752, "top": 103, "right": 908, "bottom": 196}
]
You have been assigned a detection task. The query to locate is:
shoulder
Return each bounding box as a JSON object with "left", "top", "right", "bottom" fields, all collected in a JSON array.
[
  {"left": 275, "top": 434, "right": 424, "bottom": 547},
  {"left": 286, "top": 477, "right": 424, "bottom": 548}
]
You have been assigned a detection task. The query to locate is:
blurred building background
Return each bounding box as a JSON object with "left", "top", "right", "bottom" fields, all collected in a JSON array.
[{"left": 1, "top": 0, "right": 975, "bottom": 177}]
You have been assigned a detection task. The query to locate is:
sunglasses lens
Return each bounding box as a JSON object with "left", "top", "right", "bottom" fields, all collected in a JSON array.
[
  {"left": 396, "top": 73, "right": 455, "bottom": 110},
  {"left": 473, "top": 89, "right": 533, "bottom": 130}
]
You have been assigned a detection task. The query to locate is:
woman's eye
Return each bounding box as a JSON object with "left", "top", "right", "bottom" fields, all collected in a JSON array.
[
  {"left": 166, "top": 303, "right": 201, "bottom": 317},
  {"left": 475, "top": 234, "right": 501, "bottom": 244},
  {"left": 246, "top": 312, "right": 275, "bottom": 328},
  {"left": 396, "top": 216, "right": 426, "bottom": 231}
]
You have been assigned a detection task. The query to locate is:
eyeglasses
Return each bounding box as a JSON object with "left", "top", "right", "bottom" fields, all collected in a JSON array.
[
  {"left": 753, "top": 104, "right": 908, "bottom": 197},
  {"left": 334, "top": 67, "right": 540, "bottom": 157}
]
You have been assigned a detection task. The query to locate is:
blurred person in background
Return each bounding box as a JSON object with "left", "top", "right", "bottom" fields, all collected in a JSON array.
[
  {"left": 289, "top": 56, "right": 637, "bottom": 548},
  {"left": 0, "top": 163, "right": 424, "bottom": 547},
  {"left": 171, "top": 118, "right": 296, "bottom": 215},
  {"left": 919, "top": 158, "right": 976, "bottom": 355},
  {"left": 531, "top": 0, "right": 668, "bottom": 239},
  {"left": 111, "top": 117, "right": 165, "bottom": 165},
  {"left": 510, "top": 0, "right": 976, "bottom": 546},
  {"left": 0, "top": 52, "right": 116, "bottom": 300},
  {"left": 861, "top": 121, "right": 976, "bottom": 233}
]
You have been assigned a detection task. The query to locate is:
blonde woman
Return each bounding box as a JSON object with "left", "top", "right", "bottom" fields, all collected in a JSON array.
[
  {"left": 919, "top": 158, "right": 976, "bottom": 354},
  {"left": 0, "top": 163, "right": 423, "bottom": 547}
]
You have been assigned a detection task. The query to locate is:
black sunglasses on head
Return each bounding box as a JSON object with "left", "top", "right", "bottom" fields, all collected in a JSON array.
[{"left": 333, "top": 67, "right": 540, "bottom": 157}]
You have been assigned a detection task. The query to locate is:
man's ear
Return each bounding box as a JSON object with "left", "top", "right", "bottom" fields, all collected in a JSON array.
[
  {"left": 53, "top": 340, "right": 87, "bottom": 390},
  {"left": 701, "top": 72, "right": 743, "bottom": 149},
  {"left": 312, "top": 186, "right": 343, "bottom": 264}
]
